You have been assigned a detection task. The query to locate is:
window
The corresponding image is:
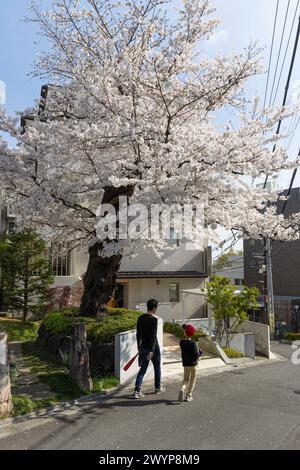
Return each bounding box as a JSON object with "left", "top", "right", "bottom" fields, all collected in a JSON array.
[
  {"left": 48, "top": 244, "right": 72, "bottom": 276},
  {"left": 7, "top": 222, "right": 15, "bottom": 234},
  {"left": 169, "top": 283, "right": 179, "bottom": 302},
  {"left": 169, "top": 227, "right": 180, "bottom": 247}
]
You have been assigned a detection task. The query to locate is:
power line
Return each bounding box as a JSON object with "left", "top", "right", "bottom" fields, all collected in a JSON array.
[
  {"left": 264, "top": 14, "right": 300, "bottom": 189},
  {"left": 263, "top": 0, "right": 280, "bottom": 110},
  {"left": 272, "top": 0, "right": 300, "bottom": 105},
  {"left": 268, "top": 0, "right": 291, "bottom": 107}
]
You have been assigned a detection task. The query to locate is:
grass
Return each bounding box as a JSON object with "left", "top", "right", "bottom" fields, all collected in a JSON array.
[
  {"left": 21, "top": 342, "right": 88, "bottom": 401},
  {"left": 11, "top": 395, "right": 57, "bottom": 417},
  {"left": 4, "top": 342, "right": 120, "bottom": 418},
  {"left": 92, "top": 375, "right": 119, "bottom": 392},
  {"left": 0, "top": 318, "right": 39, "bottom": 342},
  {"left": 284, "top": 332, "right": 300, "bottom": 342},
  {"left": 223, "top": 347, "right": 244, "bottom": 358}
]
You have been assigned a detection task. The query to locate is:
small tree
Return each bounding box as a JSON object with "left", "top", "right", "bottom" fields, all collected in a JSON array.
[
  {"left": 5, "top": 229, "right": 54, "bottom": 320},
  {"left": 206, "top": 276, "right": 258, "bottom": 347}
]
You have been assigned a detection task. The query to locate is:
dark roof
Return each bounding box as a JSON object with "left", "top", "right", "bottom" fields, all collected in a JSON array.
[{"left": 117, "top": 271, "right": 207, "bottom": 279}]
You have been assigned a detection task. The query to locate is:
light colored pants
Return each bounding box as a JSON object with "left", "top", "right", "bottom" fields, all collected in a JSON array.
[{"left": 180, "top": 366, "right": 197, "bottom": 397}]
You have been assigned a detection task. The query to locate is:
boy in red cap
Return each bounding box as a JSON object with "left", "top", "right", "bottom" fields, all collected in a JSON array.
[{"left": 178, "top": 324, "right": 202, "bottom": 402}]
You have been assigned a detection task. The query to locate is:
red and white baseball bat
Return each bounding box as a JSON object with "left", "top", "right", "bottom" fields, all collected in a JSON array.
[{"left": 123, "top": 353, "right": 139, "bottom": 371}]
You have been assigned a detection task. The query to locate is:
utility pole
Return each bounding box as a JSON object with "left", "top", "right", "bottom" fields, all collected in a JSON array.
[{"left": 265, "top": 238, "right": 275, "bottom": 338}]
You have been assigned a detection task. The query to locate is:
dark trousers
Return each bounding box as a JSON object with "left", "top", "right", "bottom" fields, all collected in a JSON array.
[{"left": 134, "top": 344, "right": 161, "bottom": 392}]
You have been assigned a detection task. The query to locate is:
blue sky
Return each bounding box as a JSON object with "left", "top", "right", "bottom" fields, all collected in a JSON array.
[{"left": 0, "top": 0, "right": 300, "bottom": 251}]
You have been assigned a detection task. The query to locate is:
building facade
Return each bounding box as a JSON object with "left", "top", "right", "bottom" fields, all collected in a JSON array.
[
  {"left": 244, "top": 187, "right": 300, "bottom": 330},
  {"left": 213, "top": 254, "right": 244, "bottom": 290}
]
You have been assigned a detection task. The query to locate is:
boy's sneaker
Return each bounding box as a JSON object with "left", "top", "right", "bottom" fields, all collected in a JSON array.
[
  {"left": 178, "top": 390, "right": 184, "bottom": 402},
  {"left": 185, "top": 395, "right": 193, "bottom": 402},
  {"left": 155, "top": 386, "right": 166, "bottom": 394},
  {"left": 133, "top": 391, "right": 145, "bottom": 399}
]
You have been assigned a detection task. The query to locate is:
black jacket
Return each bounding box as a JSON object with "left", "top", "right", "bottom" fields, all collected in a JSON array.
[
  {"left": 180, "top": 339, "right": 202, "bottom": 366},
  {"left": 136, "top": 313, "right": 158, "bottom": 352}
]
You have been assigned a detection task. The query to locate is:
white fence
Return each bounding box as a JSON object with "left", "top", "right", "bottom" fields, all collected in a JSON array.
[{"left": 115, "top": 317, "right": 163, "bottom": 385}]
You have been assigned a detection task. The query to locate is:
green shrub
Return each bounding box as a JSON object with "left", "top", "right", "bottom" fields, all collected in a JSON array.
[
  {"left": 284, "top": 332, "right": 300, "bottom": 342},
  {"left": 223, "top": 347, "right": 244, "bottom": 358},
  {"left": 0, "top": 319, "right": 40, "bottom": 342},
  {"left": 164, "top": 321, "right": 206, "bottom": 341},
  {"left": 42, "top": 308, "right": 142, "bottom": 345},
  {"left": 43, "top": 311, "right": 95, "bottom": 336}
]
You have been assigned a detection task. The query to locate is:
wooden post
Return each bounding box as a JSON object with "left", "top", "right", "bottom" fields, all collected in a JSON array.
[
  {"left": 0, "top": 333, "right": 12, "bottom": 417},
  {"left": 70, "top": 323, "right": 93, "bottom": 392}
]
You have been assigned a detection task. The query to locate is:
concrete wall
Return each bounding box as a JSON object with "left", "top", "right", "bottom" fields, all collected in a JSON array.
[
  {"left": 115, "top": 317, "right": 163, "bottom": 386},
  {"left": 198, "top": 337, "right": 232, "bottom": 364},
  {"left": 237, "top": 320, "right": 270, "bottom": 358},
  {"left": 0, "top": 333, "right": 12, "bottom": 417},
  {"left": 222, "top": 333, "right": 255, "bottom": 359}
]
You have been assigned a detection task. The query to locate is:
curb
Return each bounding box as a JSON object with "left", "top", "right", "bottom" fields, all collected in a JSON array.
[{"left": 0, "top": 387, "right": 119, "bottom": 429}]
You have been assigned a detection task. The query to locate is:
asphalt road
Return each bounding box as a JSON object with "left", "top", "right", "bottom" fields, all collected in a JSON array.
[{"left": 0, "top": 342, "right": 299, "bottom": 450}]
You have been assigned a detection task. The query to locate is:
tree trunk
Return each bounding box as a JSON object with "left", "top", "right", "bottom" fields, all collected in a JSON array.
[
  {"left": 80, "top": 241, "right": 122, "bottom": 317},
  {"left": 79, "top": 185, "right": 134, "bottom": 318}
]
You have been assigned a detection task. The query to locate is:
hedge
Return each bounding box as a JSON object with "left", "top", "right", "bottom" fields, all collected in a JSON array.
[
  {"left": 42, "top": 307, "right": 142, "bottom": 345},
  {"left": 164, "top": 321, "right": 206, "bottom": 341},
  {"left": 284, "top": 332, "right": 300, "bottom": 342},
  {"left": 223, "top": 347, "right": 244, "bottom": 358}
]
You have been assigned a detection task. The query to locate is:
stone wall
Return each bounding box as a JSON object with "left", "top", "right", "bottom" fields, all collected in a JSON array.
[
  {"left": 35, "top": 324, "right": 114, "bottom": 376},
  {"left": 0, "top": 333, "right": 12, "bottom": 417}
]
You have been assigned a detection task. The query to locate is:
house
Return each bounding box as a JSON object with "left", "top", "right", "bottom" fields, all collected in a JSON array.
[
  {"left": 244, "top": 187, "right": 300, "bottom": 330},
  {"left": 49, "top": 243, "right": 211, "bottom": 321},
  {"left": 213, "top": 254, "right": 244, "bottom": 290}
]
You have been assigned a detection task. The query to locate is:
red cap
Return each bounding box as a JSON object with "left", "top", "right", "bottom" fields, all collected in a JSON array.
[{"left": 185, "top": 324, "right": 196, "bottom": 337}]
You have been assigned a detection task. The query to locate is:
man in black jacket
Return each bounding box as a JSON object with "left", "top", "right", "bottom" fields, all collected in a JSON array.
[{"left": 133, "top": 299, "right": 165, "bottom": 399}]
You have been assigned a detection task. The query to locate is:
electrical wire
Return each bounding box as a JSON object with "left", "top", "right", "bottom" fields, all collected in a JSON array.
[
  {"left": 263, "top": 0, "right": 280, "bottom": 110},
  {"left": 268, "top": 0, "right": 292, "bottom": 107},
  {"left": 272, "top": 0, "right": 300, "bottom": 105}
]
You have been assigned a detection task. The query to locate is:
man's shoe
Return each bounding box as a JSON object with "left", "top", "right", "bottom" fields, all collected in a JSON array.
[
  {"left": 185, "top": 395, "right": 193, "bottom": 402},
  {"left": 178, "top": 390, "right": 184, "bottom": 402},
  {"left": 155, "top": 386, "right": 166, "bottom": 394},
  {"left": 133, "top": 391, "right": 145, "bottom": 399}
]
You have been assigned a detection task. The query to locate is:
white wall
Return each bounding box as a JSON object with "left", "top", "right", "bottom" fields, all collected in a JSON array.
[
  {"left": 214, "top": 256, "right": 244, "bottom": 284},
  {"left": 121, "top": 246, "right": 205, "bottom": 273},
  {"left": 237, "top": 320, "right": 271, "bottom": 358},
  {"left": 69, "top": 245, "right": 206, "bottom": 277},
  {"left": 115, "top": 317, "right": 163, "bottom": 385},
  {"left": 125, "top": 277, "right": 206, "bottom": 320}
]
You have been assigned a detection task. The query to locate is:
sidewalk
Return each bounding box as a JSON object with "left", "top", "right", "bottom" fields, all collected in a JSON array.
[
  {"left": 9, "top": 342, "right": 52, "bottom": 401},
  {"left": 162, "top": 333, "right": 227, "bottom": 383}
]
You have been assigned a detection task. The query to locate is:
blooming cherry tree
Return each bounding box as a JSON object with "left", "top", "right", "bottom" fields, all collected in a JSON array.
[{"left": 0, "top": 0, "right": 299, "bottom": 316}]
